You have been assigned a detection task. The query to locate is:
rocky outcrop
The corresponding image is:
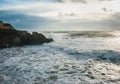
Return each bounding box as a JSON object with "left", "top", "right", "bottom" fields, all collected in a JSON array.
[
  {"left": 0, "top": 21, "right": 15, "bottom": 30},
  {"left": 0, "top": 21, "right": 4, "bottom": 29},
  {"left": 0, "top": 21, "right": 53, "bottom": 49}
]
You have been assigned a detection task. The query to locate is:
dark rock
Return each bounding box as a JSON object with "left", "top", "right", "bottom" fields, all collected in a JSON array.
[
  {"left": 0, "top": 21, "right": 15, "bottom": 30},
  {"left": 0, "top": 21, "right": 53, "bottom": 49}
]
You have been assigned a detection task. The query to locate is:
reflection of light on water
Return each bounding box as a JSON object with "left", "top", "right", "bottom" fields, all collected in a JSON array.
[
  {"left": 114, "top": 37, "right": 120, "bottom": 44},
  {"left": 113, "top": 31, "right": 120, "bottom": 37},
  {"left": 111, "top": 31, "right": 120, "bottom": 44},
  {"left": 105, "top": 31, "right": 120, "bottom": 50},
  {"left": 113, "top": 31, "right": 120, "bottom": 44}
]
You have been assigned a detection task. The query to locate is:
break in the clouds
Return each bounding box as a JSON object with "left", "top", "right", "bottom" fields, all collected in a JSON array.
[{"left": 0, "top": 0, "right": 120, "bottom": 31}]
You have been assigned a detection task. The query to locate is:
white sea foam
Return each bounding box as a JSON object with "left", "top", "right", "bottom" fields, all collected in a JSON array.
[
  {"left": 0, "top": 31, "right": 120, "bottom": 84},
  {"left": 3, "top": 57, "right": 24, "bottom": 67}
]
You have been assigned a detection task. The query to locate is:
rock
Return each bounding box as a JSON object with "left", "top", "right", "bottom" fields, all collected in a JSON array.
[
  {"left": 0, "top": 20, "right": 53, "bottom": 49},
  {"left": 4, "top": 23, "right": 14, "bottom": 30},
  {"left": 0, "top": 21, "right": 4, "bottom": 29},
  {"left": 0, "top": 21, "right": 15, "bottom": 30}
]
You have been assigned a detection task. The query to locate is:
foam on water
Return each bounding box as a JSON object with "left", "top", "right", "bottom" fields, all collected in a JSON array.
[{"left": 0, "top": 31, "right": 120, "bottom": 84}]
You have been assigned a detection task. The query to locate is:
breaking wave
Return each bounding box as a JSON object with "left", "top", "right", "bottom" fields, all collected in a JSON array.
[{"left": 0, "top": 31, "right": 120, "bottom": 84}]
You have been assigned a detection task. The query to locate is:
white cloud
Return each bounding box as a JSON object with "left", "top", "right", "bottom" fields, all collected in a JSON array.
[
  {"left": 0, "top": 0, "right": 120, "bottom": 30},
  {"left": 0, "top": 1, "right": 111, "bottom": 18}
]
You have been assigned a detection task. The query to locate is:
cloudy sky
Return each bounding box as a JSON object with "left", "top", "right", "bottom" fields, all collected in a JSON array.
[{"left": 0, "top": 0, "right": 120, "bottom": 31}]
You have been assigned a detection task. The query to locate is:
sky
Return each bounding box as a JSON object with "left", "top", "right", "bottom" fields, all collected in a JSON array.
[{"left": 0, "top": 0, "right": 120, "bottom": 31}]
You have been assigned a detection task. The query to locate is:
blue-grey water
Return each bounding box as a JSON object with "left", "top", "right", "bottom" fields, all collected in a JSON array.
[{"left": 0, "top": 31, "right": 120, "bottom": 84}]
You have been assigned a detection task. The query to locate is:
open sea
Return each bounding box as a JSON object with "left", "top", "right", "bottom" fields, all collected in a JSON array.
[{"left": 0, "top": 31, "right": 120, "bottom": 84}]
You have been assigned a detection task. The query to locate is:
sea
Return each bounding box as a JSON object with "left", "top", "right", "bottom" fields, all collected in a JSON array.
[{"left": 0, "top": 31, "right": 120, "bottom": 84}]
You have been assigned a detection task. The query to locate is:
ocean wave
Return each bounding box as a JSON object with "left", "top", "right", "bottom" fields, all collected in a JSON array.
[
  {"left": 0, "top": 32, "right": 120, "bottom": 84},
  {"left": 69, "top": 31, "right": 115, "bottom": 38}
]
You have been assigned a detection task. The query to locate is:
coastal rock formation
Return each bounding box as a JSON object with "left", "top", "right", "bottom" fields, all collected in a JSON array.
[
  {"left": 0, "top": 21, "right": 53, "bottom": 49},
  {"left": 0, "top": 21, "right": 14, "bottom": 30}
]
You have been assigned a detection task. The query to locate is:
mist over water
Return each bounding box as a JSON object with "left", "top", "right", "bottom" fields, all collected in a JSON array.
[{"left": 0, "top": 31, "right": 120, "bottom": 84}]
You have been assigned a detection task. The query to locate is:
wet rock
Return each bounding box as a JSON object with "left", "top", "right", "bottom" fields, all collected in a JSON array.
[
  {"left": 0, "top": 21, "right": 53, "bottom": 49},
  {"left": 0, "top": 21, "right": 14, "bottom": 30}
]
